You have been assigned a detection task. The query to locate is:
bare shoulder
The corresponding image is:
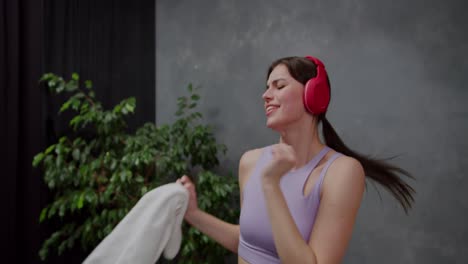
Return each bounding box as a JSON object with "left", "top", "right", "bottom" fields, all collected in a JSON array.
[
  {"left": 239, "top": 148, "right": 263, "bottom": 170},
  {"left": 329, "top": 155, "right": 365, "bottom": 179},
  {"left": 323, "top": 155, "right": 365, "bottom": 198},
  {"left": 238, "top": 148, "right": 263, "bottom": 188}
]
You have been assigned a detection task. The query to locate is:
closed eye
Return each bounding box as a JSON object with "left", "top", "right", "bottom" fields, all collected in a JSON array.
[
  {"left": 265, "top": 85, "right": 285, "bottom": 90},
  {"left": 266, "top": 78, "right": 287, "bottom": 89}
]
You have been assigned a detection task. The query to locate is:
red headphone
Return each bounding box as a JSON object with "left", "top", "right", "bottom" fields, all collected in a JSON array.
[{"left": 303, "top": 56, "right": 330, "bottom": 115}]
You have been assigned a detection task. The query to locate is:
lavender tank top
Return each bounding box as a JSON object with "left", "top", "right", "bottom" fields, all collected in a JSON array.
[{"left": 238, "top": 145, "right": 342, "bottom": 264}]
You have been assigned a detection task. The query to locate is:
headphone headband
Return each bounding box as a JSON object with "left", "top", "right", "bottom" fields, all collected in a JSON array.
[{"left": 305, "top": 55, "right": 324, "bottom": 69}]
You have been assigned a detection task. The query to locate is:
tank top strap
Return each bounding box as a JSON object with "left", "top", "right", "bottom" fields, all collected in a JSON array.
[
  {"left": 313, "top": 152, "right": 343, "bottom": 199},
  {"left": 301, "top": 146, "right": 331, "bottom": 189}
]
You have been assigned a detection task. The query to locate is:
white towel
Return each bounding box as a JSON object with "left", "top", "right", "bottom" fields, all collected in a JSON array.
[{"left": 83, "top": 183, "right": 189, "bottom": 264}]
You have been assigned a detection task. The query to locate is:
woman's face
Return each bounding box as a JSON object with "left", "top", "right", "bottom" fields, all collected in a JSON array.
[{"left": 263, "top": 64, "right": 308, "bottom": 130}]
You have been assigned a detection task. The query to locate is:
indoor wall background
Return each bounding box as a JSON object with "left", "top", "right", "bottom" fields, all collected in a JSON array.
[{"left": 156, "top": 0, "right": 468, "bottom": 263}]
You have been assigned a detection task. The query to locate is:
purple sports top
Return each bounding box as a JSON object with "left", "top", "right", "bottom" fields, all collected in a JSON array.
[{"left": 238, "top": 145, "right": 343, "bottom": 264}]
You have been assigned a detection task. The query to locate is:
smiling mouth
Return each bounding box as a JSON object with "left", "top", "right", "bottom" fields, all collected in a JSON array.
[{"left": 266, "top": 105, "right": 279, "bottom": 115}]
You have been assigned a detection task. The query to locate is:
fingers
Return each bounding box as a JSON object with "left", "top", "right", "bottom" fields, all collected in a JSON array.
[
  {"left": 181, "top": 175, "right": 190, "bottom": 182},
  {"left": 176, "top": 175, "right": 193, "bottom": 188},
  {"left": 270, "top": 144, "right": 297, "bottom": 169},
  {"left": 271, "top": 144, "right": 295, "bottom": 158},
  {"left": 179, "top": 175, "right": 190, "bottom": 184}
]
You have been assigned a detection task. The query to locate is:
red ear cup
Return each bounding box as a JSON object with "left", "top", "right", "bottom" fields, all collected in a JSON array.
[{"left": 303, "top": 56, "right": 330, "bottom": 115}]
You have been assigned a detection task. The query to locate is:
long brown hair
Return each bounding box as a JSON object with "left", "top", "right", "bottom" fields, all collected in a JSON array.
[{"left": 267, "top": 56, "right": 415, "bottom": 213}]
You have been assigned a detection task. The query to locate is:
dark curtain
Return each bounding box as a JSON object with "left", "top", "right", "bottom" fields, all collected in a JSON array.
[
  {"left": 1, "top": 0, "right": 47, "bottom": 263},
  {"left": 1, "top": 0, "right": 155, "bottom": 263}
]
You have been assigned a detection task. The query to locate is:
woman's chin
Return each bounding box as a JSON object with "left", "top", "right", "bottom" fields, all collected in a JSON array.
[{"left": 266, "top": 119, "right": 284, "bottom": 131}]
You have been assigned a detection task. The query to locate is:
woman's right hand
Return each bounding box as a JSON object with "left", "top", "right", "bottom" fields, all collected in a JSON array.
[{"left": 176, "top": 175, "right": 199, "bottom": 219}]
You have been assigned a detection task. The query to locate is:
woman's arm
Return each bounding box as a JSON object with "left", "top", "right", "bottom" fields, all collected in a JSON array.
[
  {"left": 178, "top": 148, "right": 262, "bottom": 254},
  {"left": 178, "top": 175, "right": 239, "bottom": 253},
  {"left": 184, "top": 208, "right": 240, "bottom": 253},
  {"left": 305, "top": 156, "right": 365, "bottom": 263},
  {"left": 262, "top": 145, "right": 365, "bottom": 264}
]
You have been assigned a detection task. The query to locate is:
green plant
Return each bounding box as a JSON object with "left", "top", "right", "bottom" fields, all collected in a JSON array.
[{"left": 33, "top": 73, "right": 239, "bottom": 263}]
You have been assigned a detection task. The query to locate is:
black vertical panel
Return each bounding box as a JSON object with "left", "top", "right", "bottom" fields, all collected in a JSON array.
[{"left": 1, "top": 0, "right": 46, "bottom": 263}]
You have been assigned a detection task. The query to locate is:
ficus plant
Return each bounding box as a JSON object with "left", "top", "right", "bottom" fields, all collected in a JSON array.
[{"left": 33, "top": 73, "right": 239, "bottom": 263}]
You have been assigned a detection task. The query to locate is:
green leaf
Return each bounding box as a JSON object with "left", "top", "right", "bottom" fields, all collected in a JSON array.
[
  {"left": 85, "top": 190, "right": 96, "bottom": 204},
  {"left": 58, "top": 240, "right": 66, "bottom": 255},
  {"left": 85, "top": 80, "right": 93, "bottom": 89},
  {"left": 188, "top": 103, "right": 197, "bottom": 109},
  {"left": 110, "top": 159, "right": 117, "bottom": 170},
  {"left": 73, "top": 92, "right": 85, "bottom": 99},
  {"left": 177, "top": 97, "right": 187, "bottom": 103},
  {"left": 126, "top": 104, "right": 135, "bottom": 113},
  {"left": 77, "top": 193, "right": 84, "bottom": 209},
  {"left": 45, "top": 144, "right": 56, "bottom": 155},
  {"left": 32, "top": 153, "right": 45, "bottom": 167},
  {"left": 113, "top": 104, "right": 122, "bottom": 113},
  {"left": 57, "top": 82, "right": 65, "bottom": 93},
  {"left": 70, "top": 116, "right": 82, "bottom": 128},
  {"left": 72, "top": 149, "right": 80, "bottom": 161},
  {"left": 104, "top": 113, "right": 113, "bottom": 122},
  {"left": 48, "top": 179, "right": 55, "bottom": 189},
  {"left": 191, "top": 94, "right": 200, "bottom": 101},
  {"left": 59, "top": 204, "right": 66, "bottom": 217},
  {"left": 39, "top": 245, "right": 50, "bottom": 261},
  {"left": 71, "top": 99, "right": 81, "bottom": 111},
  {"left": 135, "top": 175, "right": 144, "bottom": 183},
  {"left": 125, "top": 170, "right": 133, "bottom": 181},
  {"left": 60, "top": 100, "right": 72, "bottom": 112},
  {"left": 119, "top": 171, "right": 127, "bottom": 183},
  {"left": 47, "top": 205, "right": 56, "bottom": 219},
  {"left": 65, "top": 81, "right": 78, "bottom": 92},
  {"left": 124, "top": 98, "right": 136, "bottom": 114},
  {"left": 39, "top": 208, "right": 48, "bottom": 222},
  {"left": 141, "top": 186, "right": 148, "bottom": 195},
  {"left": 39, "top": 73, "right": 53, "bottom": 82},
  {"left": 72, "top": 73, "right": 79, "bottom": 81},
  {"left": 48, "top": 80, "right": 56, "bottom": 88}
]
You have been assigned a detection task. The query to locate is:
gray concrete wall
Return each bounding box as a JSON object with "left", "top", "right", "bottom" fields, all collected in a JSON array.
[{"left": 156, "top": 0, "right": 468, "bottom": 263}]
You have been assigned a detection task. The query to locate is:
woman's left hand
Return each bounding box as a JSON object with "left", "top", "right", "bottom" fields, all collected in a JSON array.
[{"left": 262, "top": 143, "right": 297, "bottom": 184}]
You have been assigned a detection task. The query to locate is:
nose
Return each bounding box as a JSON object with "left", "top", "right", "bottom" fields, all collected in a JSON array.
[{"left": 262, "top": 87, "right": 273, "bottom": 102}]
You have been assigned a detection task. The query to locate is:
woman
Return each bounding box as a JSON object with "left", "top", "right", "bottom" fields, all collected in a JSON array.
[{"left": 177, "top": 56, "right": 414, "bottom": 264}]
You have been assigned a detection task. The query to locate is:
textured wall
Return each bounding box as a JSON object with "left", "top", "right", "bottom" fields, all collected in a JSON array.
[{"left": 156, "top": 0, "right": 468, "bottom": 263}]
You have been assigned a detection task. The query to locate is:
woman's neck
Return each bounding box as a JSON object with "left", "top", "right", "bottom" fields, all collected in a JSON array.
[{"left": 278, "top": 122, "right": 325, "bottom": 169}]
